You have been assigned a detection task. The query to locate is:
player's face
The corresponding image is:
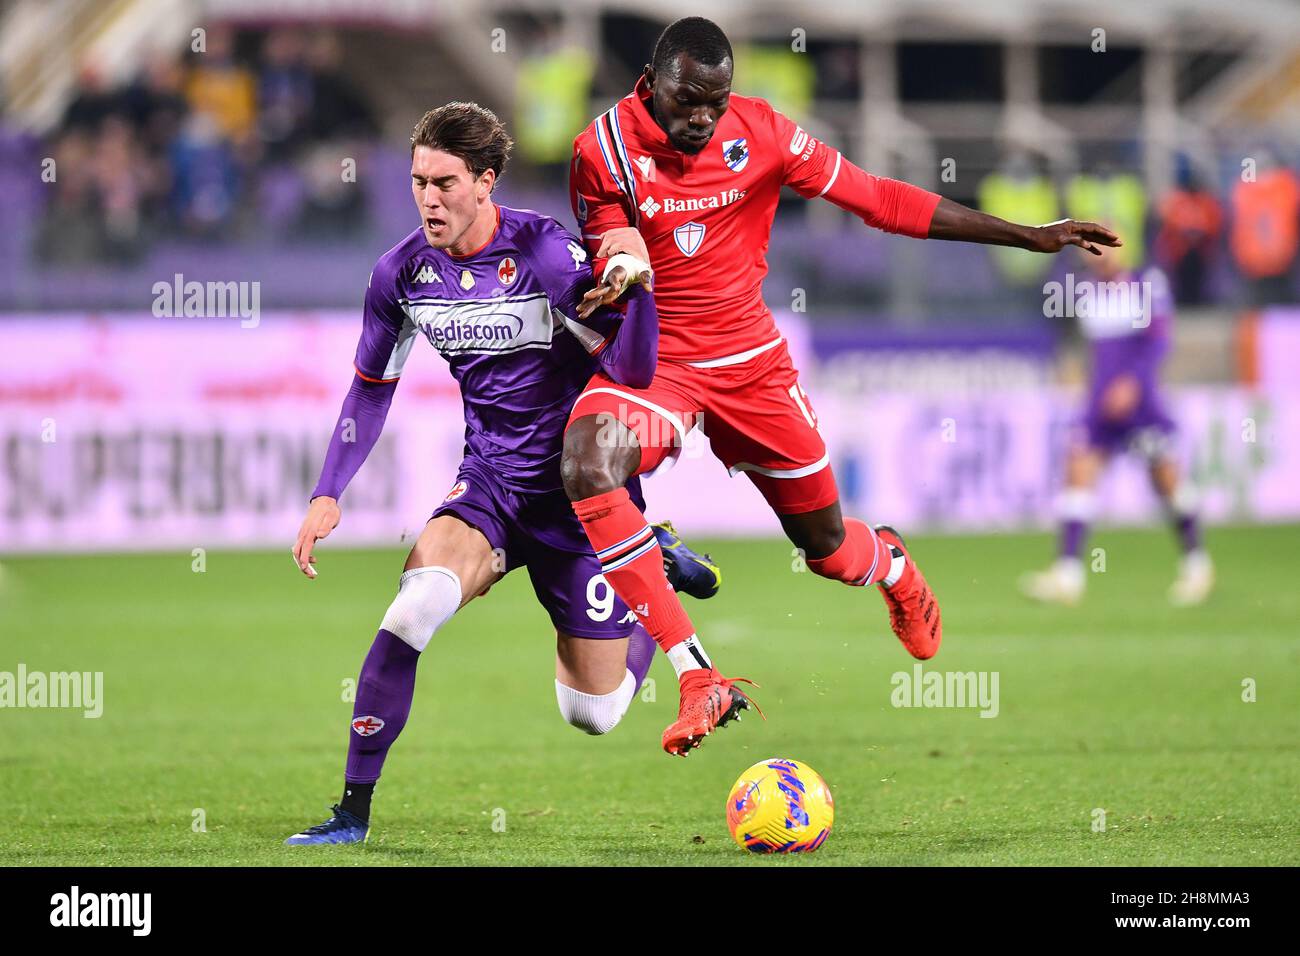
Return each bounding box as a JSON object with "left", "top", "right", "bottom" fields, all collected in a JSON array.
[
  {"left": 646, "top": 54, "right": 732, "bottom": 154},
  {"left": 410, "top": 146, "right": 492, "bottom": 250}
]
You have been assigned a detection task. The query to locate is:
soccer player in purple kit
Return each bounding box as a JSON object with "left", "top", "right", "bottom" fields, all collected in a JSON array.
[
  {"left": 283, "top": 103, "right": 721, "bottom": 846},
  {"left": 1021, "top": 242, "right": 1213, "bottom": 607}
]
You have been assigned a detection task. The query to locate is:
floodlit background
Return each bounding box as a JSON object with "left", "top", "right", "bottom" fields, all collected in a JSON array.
[{"left": 1, "top": 0, "right": 1297, "bottom": 549}]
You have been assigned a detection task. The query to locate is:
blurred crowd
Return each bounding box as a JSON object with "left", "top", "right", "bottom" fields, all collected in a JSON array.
[
  {"left": 35, "top": 26, "right": 378, "bottom": 265},
  {"left": 979, "top": 151, "right": 1300, "bottom": 307},
  {"left": 24, "top": 24, "right": 1300, "bottom": 311}
]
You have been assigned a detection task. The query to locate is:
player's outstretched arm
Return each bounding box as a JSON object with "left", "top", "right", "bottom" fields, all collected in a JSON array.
[
  {"left": 927, "top": 197, "right": 1122, "bottom": 256},
  {"left": 292, "top": 375, "right": 398, "bottom": 578}
]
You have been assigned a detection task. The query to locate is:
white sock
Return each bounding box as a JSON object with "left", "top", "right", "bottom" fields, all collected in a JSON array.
[
  {"left": 666, "top": 635, "right": 711, "bottom": 678},
  {"left": 555, "top": 669, "right": 637, "bottom": 735},
  {"left": 882, "top": 551, "right": 906, "bottom": 588}
]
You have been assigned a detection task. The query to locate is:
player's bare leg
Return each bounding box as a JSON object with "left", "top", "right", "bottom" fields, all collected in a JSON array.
[
  {"left": 1021, "top": 446, "right": 1102, "bottom": 605},
  {"left": 1150, "top": 456, "right": 1213, "bottom": 605},
  {"left": 780, "top": 500, "right": 942, "bottom": 660},
  {"left": 554, "top": 629, "right": 655, "bottom": 735},
  {"left": 563, "top": 414, "right": 751, "bottom": 755},
  {"left": 403, "top": 514, "right": 503, "bottom": 600},
  {"left": 287, "top": 515, "right": 500, "bottom": 845}
]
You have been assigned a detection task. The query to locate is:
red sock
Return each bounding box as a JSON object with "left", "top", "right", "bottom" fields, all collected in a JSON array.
[
  {"left": 807, "top": 518, "right": 892, "bottom": 585},
  {"left": 572, "top": 487, "right": 695, "bottom": 652}
]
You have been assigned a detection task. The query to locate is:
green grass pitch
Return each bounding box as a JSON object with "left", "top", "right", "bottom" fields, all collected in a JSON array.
[{"left": 2, "top": 524, "right": 1296, "bottom": 866}]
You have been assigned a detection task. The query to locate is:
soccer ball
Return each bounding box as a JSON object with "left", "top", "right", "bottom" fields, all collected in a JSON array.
[{"left": 726, "top": 757, "right": 834, "bottom": 853}]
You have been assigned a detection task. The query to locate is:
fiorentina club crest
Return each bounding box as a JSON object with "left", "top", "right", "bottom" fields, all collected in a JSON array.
[
  {"left": 673, "top": 221, "right": 706, "bottom": 257},
  {"left": 352, "top": 715, "right": 385, "bottom": 737},
  {"left": 722, "top": 138, "right": 749, "bottom": 172},
  {"left": 444, "top": 480, "right": 468, "bottom": 502},
  {"left": 497, "top": 257, "right": 517, "bottom": 286}
]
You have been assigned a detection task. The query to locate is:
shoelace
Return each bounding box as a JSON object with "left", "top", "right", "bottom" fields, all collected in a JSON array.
[
  {"left": 303, "top": 805, "right": 357, "bottom": 834},
  {"left": 679, "top": 672, "right": 767, "bottom": 721}
]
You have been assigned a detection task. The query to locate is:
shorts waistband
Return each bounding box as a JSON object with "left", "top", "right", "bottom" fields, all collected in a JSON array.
[{"left": 682, "top": 336, "right": 785, "bottom": 369}]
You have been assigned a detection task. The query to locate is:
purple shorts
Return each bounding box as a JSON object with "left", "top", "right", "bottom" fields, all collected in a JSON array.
[
  {"left": 431, "top": 457, "right": 642, "bottom": 639},
  {"left": 1080, "top": 399, "right": 1176, "bottom": 459}
]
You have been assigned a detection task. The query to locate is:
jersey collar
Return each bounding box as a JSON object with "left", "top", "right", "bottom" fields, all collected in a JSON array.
[
  {"left": 628, "top": 75, "right": 674, "bottom": 151},
  {"left": 447, "top": 203, "right": 501, "bottom": 259}
]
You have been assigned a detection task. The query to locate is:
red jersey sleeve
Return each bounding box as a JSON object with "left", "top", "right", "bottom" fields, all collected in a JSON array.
[
  {"left": 758, "top": 100, "right": 941, "bottom": 239},
  {"left": 569, "top": 135, "right": 634, "bottom": 258}
]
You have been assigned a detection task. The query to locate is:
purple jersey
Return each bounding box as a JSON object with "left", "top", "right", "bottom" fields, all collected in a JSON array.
[
  {"left": 353, "top": 204, "right": 632, "bottom": 493},
  {"left": 1076, "top": 265, "right": 1176, "bottom": 454},
  {"left": 1077, "top": 265, "right": 1172, "bottom": 398}
]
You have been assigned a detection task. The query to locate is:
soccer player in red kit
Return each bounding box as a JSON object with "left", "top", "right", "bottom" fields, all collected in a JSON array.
[{"left": 563, "top": 17, "right": 1122, "bottom": 755}]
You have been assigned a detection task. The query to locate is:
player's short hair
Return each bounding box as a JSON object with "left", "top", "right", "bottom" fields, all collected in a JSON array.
[
  {"left": 651, "top": 17, "right": 733, "bottom": 78},
  {"left": 410, "top": 102, "right": 513, "bottom": 187}
]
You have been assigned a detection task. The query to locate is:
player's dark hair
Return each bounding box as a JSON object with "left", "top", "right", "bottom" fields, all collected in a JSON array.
[
  {"left": 651, "top": 17, "right": 733, "bottom": 77},
  {"left": 410, "top": 102, "right": 513, "bottom": 187}
]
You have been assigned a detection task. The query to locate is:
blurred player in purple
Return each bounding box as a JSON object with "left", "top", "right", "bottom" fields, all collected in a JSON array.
[
  {"left": 282, "top": 103, "right": 715, "bottom": 846},
  {"left": 1021, "top": 243, "right": 1213, "bottom": 607}
]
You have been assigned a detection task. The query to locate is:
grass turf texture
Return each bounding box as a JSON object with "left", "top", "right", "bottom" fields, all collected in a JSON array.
[{"left": 2, "top": 523, "right": 1296, "bottom": 866}]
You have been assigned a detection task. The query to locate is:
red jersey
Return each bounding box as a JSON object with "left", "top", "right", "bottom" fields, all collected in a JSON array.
[{"left": 570, "top": 76, "right": 942, "bottom": 364}]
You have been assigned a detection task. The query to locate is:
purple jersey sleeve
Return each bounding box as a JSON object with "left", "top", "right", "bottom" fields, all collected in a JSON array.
[
  {"left": 311, "top": 254, "right": 412, "bottom": 500},
  {"left": 353, "top": 261, "right": 418, "bottom": 383},
  {"left": 584, "top": 285, "right": 658, "bottom": 388},
  {"left": 310, "top": 377, "right": 397, "bottom": 500},
  {"left": 518, "top": 216, "right": 658, "bottom": 388}
]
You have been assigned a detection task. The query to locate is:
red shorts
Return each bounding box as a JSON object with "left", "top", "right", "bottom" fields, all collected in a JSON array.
[{"left": 567, "top": 339, "right": 838, "bottom": 515}]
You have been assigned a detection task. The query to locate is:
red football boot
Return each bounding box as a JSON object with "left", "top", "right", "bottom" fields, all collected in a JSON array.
[
  {"left": 662, "top": 668, "right": 760, "bottom": 757},
  {"left": 874, "top": 525, "right": 942, "bottom": 660}
]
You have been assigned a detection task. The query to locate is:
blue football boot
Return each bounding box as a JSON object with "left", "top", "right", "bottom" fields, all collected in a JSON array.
[
  {"left": 653, "top": 520, "right": 722, "bottom": 600},
  {"left": 284, "top": 805, "right": 369, "bottom": 846}
]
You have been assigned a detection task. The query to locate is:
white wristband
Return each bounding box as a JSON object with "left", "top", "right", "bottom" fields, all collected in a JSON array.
[{"left": 603, "top": 252, "right": 652, "bottom": 295}]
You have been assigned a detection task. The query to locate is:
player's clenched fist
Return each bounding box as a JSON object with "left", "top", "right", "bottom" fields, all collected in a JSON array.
[
  {"left": 595, "top": 226, "right": 650, "bottom": 262},
  {"left": 577, "top": 227, "right": 654, "bottom": 320},
  {"left": 293, "top": 495, "right": 341, "bottom": 578}
]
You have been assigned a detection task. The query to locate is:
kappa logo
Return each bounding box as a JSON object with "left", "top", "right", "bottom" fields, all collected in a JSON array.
[
  {"left": 673, "top": 221, "right": 706, "bottom": 257},
  {"left": 497, "top": 257, "right": 517, "bottom": 286},
  {"left": 638, "top": 195, "right": 661, "bottom": 219},
  {"left": 444, "top": 480, "right": 468, "bottom": 501},
  {"left": 722, "top": 138, "right": 749, "bottom": 172},
  {"left": 414, "top": 264, "right": 442, "bottom": 284},
  {"left": 352, "top": 715, "right": 386, "bottom": 737},
  {"left": 634, "top": 155, "right": 656, "bottom": 181},
  {"left": 567, "top": 240, "right": 587, "bottom": 268}
]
